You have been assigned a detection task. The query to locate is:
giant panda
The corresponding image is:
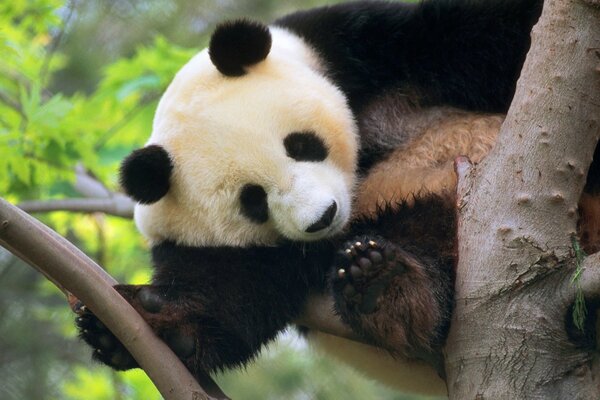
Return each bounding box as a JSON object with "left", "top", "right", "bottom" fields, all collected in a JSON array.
[{"left": 75, "top": 0, "right": 600, "bottom": 396}]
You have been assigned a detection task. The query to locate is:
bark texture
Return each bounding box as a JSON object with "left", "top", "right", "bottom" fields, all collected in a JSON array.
[{"left": 445, "top": 0, "right": 600, "bottom": 399}]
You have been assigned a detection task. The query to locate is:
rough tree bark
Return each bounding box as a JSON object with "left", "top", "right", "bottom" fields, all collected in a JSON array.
[{"left": 445, "top": 0, "right": 600, "bottom": 399}]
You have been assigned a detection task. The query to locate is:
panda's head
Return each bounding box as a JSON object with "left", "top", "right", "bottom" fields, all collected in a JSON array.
[{"left": 120, "top": 20, "right": 358, "bottom": 247}]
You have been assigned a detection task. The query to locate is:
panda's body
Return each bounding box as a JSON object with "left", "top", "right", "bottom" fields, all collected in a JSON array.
[
  {"left": 273, "top": 0, "right": 539, "bottom": 168},
  {"left": 76, "top": 0, "right": 598, "bottom": 396}
]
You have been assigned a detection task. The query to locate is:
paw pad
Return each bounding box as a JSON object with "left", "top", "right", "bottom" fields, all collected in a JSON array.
[
  {"left": 165, "top": 331, "right": 196, "bottom": 358},
  {"left": 334, "top": 237, "right": 404, "bottom": 314},
  {"left": 138, "top": 287, "right": 165, "bottom": 313},
  {"left": 76, "top": 311, "right": 138, "bottom": 370}
]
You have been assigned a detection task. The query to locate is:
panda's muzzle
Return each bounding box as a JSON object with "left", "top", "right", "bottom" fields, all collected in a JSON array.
[{"left": 305, "top": 201, "right": 337, "bottom": 233}]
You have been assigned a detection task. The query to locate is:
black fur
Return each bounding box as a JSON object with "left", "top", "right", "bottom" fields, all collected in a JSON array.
[
  {"left": 585, "top": 146, "right": 600, "bottom": 195},
  {"left": 275, "top": 0, "right": 542, "bottom": 115},
  {"left": 81, "top": 0, "right": 546, "bottom": 381},
  {"left": 332, "top": 194, "right": 456, "bottom": 361},
  {"left": 275, "top": 0, "right": 543, "bottom": 171},
  {"left": 209, "top": 19, "right": 272, "bottom": 77},
  {"left": 284, "top": 131, "right": 329, "bottom": 162},
  {"left": 79, "top": 194, "right": 456, "bottom": 375},
  {"left": 80, "top": 239, "right": 335, "bottom": 373},
  {"left": 239, "top": 184, "right": 269, "bottom": 223},
  {"left": 119, "top": 144, "right": 173, "bottom": 204}
]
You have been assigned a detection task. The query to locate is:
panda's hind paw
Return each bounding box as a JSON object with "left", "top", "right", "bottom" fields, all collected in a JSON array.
[{"left": 333, "top": 236, "right": 405, "bottom": 314}]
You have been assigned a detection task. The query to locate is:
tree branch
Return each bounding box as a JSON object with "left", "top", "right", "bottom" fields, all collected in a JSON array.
[
  {"left": 18, "top": 196, "right": 134, "bottom": 218},
  {"left": 579, "top": 253, "right": 600, "bottom": 297},
  {"left": 17, "top": 165, "right": 135, "bottom": 217},
  {"left": 0, "top": 197, "right": 227, "bottom": 400},
  {"left": 4, "top": 190, "right": 372, "bottom": 398},
  {"left": 296, "top": 294, "right": 362, "bottom": 342},
  {"left": 74, "top": 164, "right": 112, "bottom": 198},
  {"left": 446, "top": 0, "right": 600, "bottom": 398}
]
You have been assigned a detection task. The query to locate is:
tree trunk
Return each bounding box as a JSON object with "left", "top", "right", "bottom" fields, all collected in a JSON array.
[{"left": 445, "top": 0, "right": 600, "bottom": 398}]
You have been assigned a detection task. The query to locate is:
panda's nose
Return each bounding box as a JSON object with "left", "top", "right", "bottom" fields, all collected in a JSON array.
[{"left": 306, "top": 202, "right": 337, "bottom": 233}]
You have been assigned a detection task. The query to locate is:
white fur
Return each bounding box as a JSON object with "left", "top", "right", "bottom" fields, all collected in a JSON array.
[
  {"left": 134, "top": 26, "right": 444, "bottom": 396},
  {"left": 135, "top": 27, "right": 358, "bottom": 247},
  {"left": 269, "top": 161, "right": 350, "bottom": 240}
]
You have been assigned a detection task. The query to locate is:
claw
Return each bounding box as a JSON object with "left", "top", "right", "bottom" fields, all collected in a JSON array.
[{"left": 338, "top": 268, "right": 346, "bottom": 278}]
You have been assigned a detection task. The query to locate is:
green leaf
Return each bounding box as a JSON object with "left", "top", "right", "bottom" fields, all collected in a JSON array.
[
  {"left": 116, "top": 74, "right": 161, "bottom": 101},
  {"left": 20, "top": 82, "right": 41, "bottom": 121},
  {"left": 10, "top": 158, "right": 31, "bottom": 185},
  {"left": 30, "top": 93, "right": 73, "bottom": 128}
]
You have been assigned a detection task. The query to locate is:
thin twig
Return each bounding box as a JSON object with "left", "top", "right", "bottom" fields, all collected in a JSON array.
[
  {"left": 94, "top": 94, "right": 160, "bottom": 151},
  {"left": 23, "top": 153, "right": 73, "bottom": 171},
  {"left": 0, "top": 88, "right": 25, "bottom": 117},
  {"left": 40, "top": 0, "right": 76, "bottom": 87}
]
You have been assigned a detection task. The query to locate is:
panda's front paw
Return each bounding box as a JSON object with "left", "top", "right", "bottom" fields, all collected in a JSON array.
[
  {"left": 76, "top": 304, "right": 138, "bottom": 370},
  {"left": 76, "top": 285, "right": 196, "bottom": 370},
  {"left": 333, "top": 236, "right": 405, "bottom": 314}
]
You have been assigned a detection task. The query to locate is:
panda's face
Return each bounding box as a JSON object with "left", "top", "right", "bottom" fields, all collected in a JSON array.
[{"left": 121, "top": 23, "right": 358, "bottom": 247}]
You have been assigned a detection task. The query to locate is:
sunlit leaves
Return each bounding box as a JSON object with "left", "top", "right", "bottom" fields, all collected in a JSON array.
[
  {"left": 1, "top": 1, "right": 73, "bottom": 194},
  {"left": 61, "top": 367, "right": 161, "bottom": 400},
  {"left": 1, "top": 4, "right": 183, "bottom": 399},
  {"left": 102, "top": 36, "right": 195, "bottom": 100},
  {"left": 2, "top": 9, "right": 197, "bottom": 198},
  {"left": 116, "top": 74, "right": 161, "bottom": 101}
]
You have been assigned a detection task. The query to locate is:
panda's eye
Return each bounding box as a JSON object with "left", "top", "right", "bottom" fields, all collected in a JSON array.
[
  {"left": 239, "top": 184, "right": 269, "bottom": 224},
  {"left": 284, "top": 131, "right": 328, "bottom": 162}
]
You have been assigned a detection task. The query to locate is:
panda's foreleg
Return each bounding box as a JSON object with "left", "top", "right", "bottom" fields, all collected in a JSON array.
[
  {"left": 77, "top": 241, "right": 335, "bottom": 376},
  {"left": 77, "top": 283, "right": 268, "bottom": 376},
  {"left": 331, "top": 235, "right": 453, "bottom": 362}
]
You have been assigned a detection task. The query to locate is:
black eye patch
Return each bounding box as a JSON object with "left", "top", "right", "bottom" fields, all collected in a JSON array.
[
  {"left": 239, "top": 184, "right": 269, "bottom": 224},
  {"left": 284, "top": 132, "right": 328, "bottom": 162}
]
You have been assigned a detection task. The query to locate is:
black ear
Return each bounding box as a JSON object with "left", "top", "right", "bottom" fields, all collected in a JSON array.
[
  {"left": 119, "top": 145, "right": 173, "bottom": 204},
  {"left": 209, "top": 19, "right": 272, "bottom": 77}
]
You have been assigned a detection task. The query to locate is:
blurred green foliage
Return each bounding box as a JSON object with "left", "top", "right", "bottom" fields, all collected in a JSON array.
[{"left": 0, "top": 0, "right": 435, "bottom": 399}]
